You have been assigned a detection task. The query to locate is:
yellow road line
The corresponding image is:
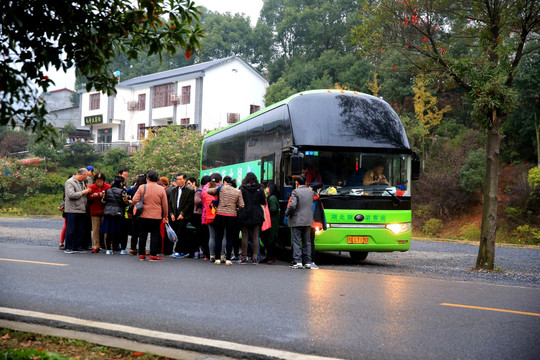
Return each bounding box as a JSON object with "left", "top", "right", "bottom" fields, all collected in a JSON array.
[
  {"left": 0, "top": 258, "right": 68, "bottom": 267},
  {"left": 441, "top": 303, "right": 540, "bottom": 317}
]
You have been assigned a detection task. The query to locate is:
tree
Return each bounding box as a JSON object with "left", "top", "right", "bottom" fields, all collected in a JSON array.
[
  {"left": 353, "top": 0, "right": 540, "bottom": 269},
  {"left": 1, "top": 0, "right": 203, "bottom": 141},
  {"left": 413, "top": 75, "right": 451, "bottom": 171},
  {"left": 131, "top": 126, "right": 204, "bottom": 181},
  {"left": 367, "top": 73, "right": 382, "bottom": 97}
]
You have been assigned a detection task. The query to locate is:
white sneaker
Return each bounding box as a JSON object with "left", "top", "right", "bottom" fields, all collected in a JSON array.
[
  {"left": 120, "top": 250, "right": 129, "bottom": 255},
  {"left": 106, "top": 250, "right": 113, "bottom": 255},
  {"left": 214, "top": 259, "right": 221, "bottom": 265},
  {"left": 310, "top": 262, "right": 319, "bottom": 269},
  {"left": 225, "top": 260, "right": 232, "bottom": 266},
  {"left": 290, "top": 263, "right": 303, "bottom": 269}
]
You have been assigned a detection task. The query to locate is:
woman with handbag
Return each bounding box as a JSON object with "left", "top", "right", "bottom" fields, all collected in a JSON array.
[
  {"left": 101, "top": 176, "right": 129, "bottom": 255},
  {"left": 201, "top": 173, "right": 221, "bottom": 263},
  {"left": 237, "top": 172, "right": 266, "bottom": 264},
  {"left": 206, "top": 175, "right": 244, "bottom": 265},
  {"left": 131, "top": 170, "right": 168, "bottom": 261},
  {"left": 126, "top": 174, "right": 147, "bottom": 255},
  {"left": 88, "top": 172, "right": 110, "bottom": 253},
  {"left": 260, "top": 182, "right": 280, "bottom": 264}
]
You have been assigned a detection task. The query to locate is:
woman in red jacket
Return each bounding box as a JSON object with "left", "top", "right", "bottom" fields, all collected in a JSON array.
[{"left": 87, "top": 172, "right": 110, "bottom": 253}]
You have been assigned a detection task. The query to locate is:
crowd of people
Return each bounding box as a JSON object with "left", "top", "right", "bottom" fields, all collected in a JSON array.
[{"left": 60, "top": 166, "right": 320, "bottom": 269}]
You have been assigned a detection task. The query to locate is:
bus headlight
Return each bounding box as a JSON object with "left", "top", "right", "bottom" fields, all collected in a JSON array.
[{"left": 386, "top": 223, "right": 412, "bottom": 235}]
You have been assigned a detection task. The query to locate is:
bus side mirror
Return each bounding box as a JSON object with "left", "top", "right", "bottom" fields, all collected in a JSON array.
[
  {"left": 412, "top": 152, "right": 420, "bottom": 180},
  {"left": 291, "top": 155, "right": 303, "bottom": 176}
]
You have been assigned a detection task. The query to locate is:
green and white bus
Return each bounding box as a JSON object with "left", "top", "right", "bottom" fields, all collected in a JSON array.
[{"left": 201, "top": 90, "right": 419, "bottom": 261}]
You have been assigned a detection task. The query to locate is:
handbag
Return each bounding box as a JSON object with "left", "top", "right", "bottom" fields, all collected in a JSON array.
[
  {"left": 261, "top": 203, "right": 272, "bottom": 231},
  {"left": 165, "top": 222, "right": 177, "bottom": 242},
  {"left": 133, "top": 185, "right": 146, "bottom": 217}
]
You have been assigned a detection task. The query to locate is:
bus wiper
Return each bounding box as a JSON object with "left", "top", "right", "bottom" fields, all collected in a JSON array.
[{"left": 385, "top": 189, "right": 402, "bottom": 205}]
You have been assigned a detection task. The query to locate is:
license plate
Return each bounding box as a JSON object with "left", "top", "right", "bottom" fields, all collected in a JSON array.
[{"left": 347, "top": 236, "right": 369, "bottom": 244}]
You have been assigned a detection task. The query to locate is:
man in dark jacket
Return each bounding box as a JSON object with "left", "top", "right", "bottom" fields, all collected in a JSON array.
[
  {"left": 285, "top": 174, "right": 314, "bottom": 269},
  {"left": 169, "top": 172, "right": 194, "bottom": 258}
]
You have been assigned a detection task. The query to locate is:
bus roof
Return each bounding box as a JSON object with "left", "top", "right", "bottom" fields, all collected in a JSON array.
[{"left": 205, "top": 89, "right": 410, "bottom": 151}]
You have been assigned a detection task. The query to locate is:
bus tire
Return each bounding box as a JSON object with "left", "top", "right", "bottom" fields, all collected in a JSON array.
[{"left": 349, "top": 251, "right": 368, "bottom": 261}]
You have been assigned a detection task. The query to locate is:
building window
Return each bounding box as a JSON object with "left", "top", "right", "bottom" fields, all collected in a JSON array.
[
  {"left": 250, "top": 105, "right": 260, "bottom": 114},
  {"left": 138, "top": 94, "right": 146, "bottom": 111},
  {"left": 180, "top": 118, "right": 190, "bottom": 125},
  {"left": 181, "top": 85, "right": 191, "bottom": 104},
  {"left": 152, "top": 83, "right": 174, "bottom": 108},
  {"left": 138, "top": 123, "right": 145, "bottom": 140},
  {"left": 89, "top": 93, "right": 100, "bottom": 110}
]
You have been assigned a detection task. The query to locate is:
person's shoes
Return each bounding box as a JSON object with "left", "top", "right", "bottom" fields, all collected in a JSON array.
[
  {"left": 172, "top": 252, "right": 181, "bottom": 259},
  {"left": 203, "top": 256, "right": 210, "bottom": 261},
  {"left": 149, "top": 255, "right": 163, "bottom": 261},
  {"left": 209, "top": 256, "right": 215, "bottom": 263},
  {"left": 267, "top": 258, "right": 277, "bottom": 265},
  {"left": 225, "top": 260, "right": 232, "bottom": 266},
  {"left": 238, "top": 257, "right": 249, "bottom": 264},
  {"left": 106, "top": 250, "right": 113, "bottom": 255},
  {"left": 180, "top": 253, "right": 191, "bottom": 258},
  {"left": 74, "top": 249, "right": 86, "bottom": 253},
  {"left": 139, "top": 255, "right": 146, "bottom": 261},
  {"left": 309, "top": 262, "right": 319, "bottom": 269},
  {"left": 193, "top": 251, "right": 199, "bottom": 259},
  {"left": 119, "top": 249, "right": 128, "bottom": 255},
  {"left": 91, "top": 248, "right": 99, "bottom": 253},
  {"left": 130, "top": 249, "right": 137, "bottom": 256},
  {"left": 290, "top": 263, "right": 303, "bottom": 269},
  {"left": 230, "top": 255, "right": 238, "bottom": 261},
  {"left": 220, "top": 254, "right": 226, "bottom": 263},
  {"left": 64, "top": 249, "right": 74, "bottom": 254},
  {"left": 214, "top": 259, "right": 221, "bottom": 265},
  {"left": 303, "top": 263, "right": 311, "bottom": 269},
  {"left": 251, "top": 258, "right": 258, "bottom": 265},
  {"left": 59, "top": 244, "right": 65, "bottom": 250},
  {"left": 259, "top": 257, "right": 269, "bottom": 264}
]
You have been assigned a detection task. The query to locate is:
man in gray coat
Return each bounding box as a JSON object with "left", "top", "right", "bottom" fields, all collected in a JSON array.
[
  {"left": 64, "top": 168, "right": 92, "bottom": 253},
  {"left": 285, "top": 174, "right": 314, "bottom": 269}
]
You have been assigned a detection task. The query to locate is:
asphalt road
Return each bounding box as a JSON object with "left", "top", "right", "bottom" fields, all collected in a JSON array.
[{"left": 1, "top": 240, "right": 539, "bottom": 359}]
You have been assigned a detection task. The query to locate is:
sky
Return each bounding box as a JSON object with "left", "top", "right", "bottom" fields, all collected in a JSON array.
[{"left": 44, "top": 0, "right": 263, "bottom": 91}]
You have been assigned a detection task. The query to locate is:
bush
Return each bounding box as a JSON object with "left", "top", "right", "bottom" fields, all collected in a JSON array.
[
  {"left": 459, "top": 148, "right": 486, "bottom": 192},
  {"left": 131, "top": 126, "right": 204, "bottom": 180},
  {"left": 459, "top": 223, "right": 481, "bottom": 241},
  {"left": 527, "top": 167, "right": 540, "bottom": 190},
  {"left": 39, "top": 173, "right": 67, "bottom": 194},
  {"left": 19, "top": 194, "right": 63, "bottom": 215},
  {"left": 422, "top": 218, "right": 443, "bottom": 237},
  {"left": 103, "top": 147, "right": 129, "bottom": 168},
  {"left": 512, "top": 225, "right": 540, "bottom": 245},
  {"left": 0, "top": 158, "right": 45, "bottom": 204},
  {"left": 58, "top": 142, "right": 102, "bottom": 168}
]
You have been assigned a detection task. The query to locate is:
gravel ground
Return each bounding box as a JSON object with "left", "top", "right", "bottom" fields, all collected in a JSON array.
[{"left": 1, "top": 216, "right": 538, "bottom": 288}]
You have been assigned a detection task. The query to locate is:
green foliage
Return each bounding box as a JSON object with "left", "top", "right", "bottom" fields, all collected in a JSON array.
[
  {"left": 422, "top": 218, "right": 443, "bottom": 236},
  {"left": 460, "top": 148, "right": 486, "bottom": 192},
  {"left": 103, "top": 148, "right": 130, "bottom": 168},
  {"left": 0, "top": 349, "right": 67, "bottom": 360},
  {"left": 1, "top": 0, "right": 203, "bottom": 141},
  {"left": 265, "top": 78, "right": 297, "bottom": 105},
  {"left": 0, "top": 207, "right": 24, "bottom": 217},
  {"left": 39, "top": 173, "right": 67, "bottom": 195},
  {"left": 19, "top": 194, "right": 63, "bottom": 216},
  {"left": 130, "top": 126, "right": 203, "bottom": 180},
  {"left": 58, "top": 142, "right": 102, "bottom": 169},
  {"left": 504, "top": 206, "right": 526, "bottom": 222},
  {"left": 0, "top": 159, "right": 45, "bottom": 204},
  {"left": 459, "top": 223, "right": 481, "bottom": 241},
  {"left": 512, "top": 225, "right": 540, "bottom": 245},
  {"left": 528, "top": 167, "right": 540, "bottom": 190}
]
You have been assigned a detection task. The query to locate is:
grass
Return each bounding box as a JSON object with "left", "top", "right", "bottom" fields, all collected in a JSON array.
[{"left": 0, "top": 328, "right": 166, "bottom": 360}]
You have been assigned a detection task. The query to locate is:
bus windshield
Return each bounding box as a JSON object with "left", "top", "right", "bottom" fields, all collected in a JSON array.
[{"left": 301, "top": 151, "right": 412, "bottom": 197}]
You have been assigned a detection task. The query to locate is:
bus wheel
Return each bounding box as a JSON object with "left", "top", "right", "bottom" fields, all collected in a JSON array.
[{"left": 349, "top": 251, "right": 368, "bottom": 261}]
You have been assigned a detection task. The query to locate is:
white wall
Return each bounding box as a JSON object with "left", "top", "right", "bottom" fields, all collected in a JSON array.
[{"left": 202, "top": 58, "right": 267, "bottom": 131}]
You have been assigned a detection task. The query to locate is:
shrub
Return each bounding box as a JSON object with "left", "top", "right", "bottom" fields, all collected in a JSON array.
[
  {"left": 39, "top": 173, "right": 67, "bottom": 194},
  {"left": 103, "top": 147, "right": 130, "bottom": 168},
  {"left": 19, "top": 193, "right": 63, "bottom": 215},
  {"left": 459, "top": 148, "right": 486, "bottom": 192},
  {"left": 0, "top": 158, "right": 45, "bottom": 204},
  {"left": 512, "top": 225, "right": 540, "bottom": 245},
  {"left": 459, "top": 223, "right": 481, "bottom": 241},
  {"left": 131, "top": 125, "right": 204, "bottom": 180},
  {"left": 528, "top": 167, "right": 540, "bottom": 190},
  {"left": 422, "top": 218, "right": 443, "bottom": 237}
]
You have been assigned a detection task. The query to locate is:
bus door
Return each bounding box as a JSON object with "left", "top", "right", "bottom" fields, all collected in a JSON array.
[{"left": 260, "top": 154, "right": 275, "bottom": 185}]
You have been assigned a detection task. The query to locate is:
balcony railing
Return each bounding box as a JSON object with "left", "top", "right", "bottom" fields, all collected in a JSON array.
[{"left": 93, "top": 142, "right": 141, "bottom": 154}]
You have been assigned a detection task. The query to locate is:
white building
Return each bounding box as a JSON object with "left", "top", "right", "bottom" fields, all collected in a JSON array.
[{"left": 79, "top": 56, "right": 267, "bottom": 151}]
